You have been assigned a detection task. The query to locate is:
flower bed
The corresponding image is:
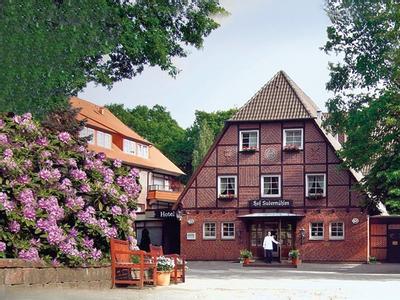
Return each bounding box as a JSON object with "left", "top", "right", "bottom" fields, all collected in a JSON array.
[{"left": 0, "top": 112, "right": 140, "bottom": 267}]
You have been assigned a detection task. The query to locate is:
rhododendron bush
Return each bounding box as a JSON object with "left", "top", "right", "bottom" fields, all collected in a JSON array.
[{"left": 0, "top": 113, "right": 140, "bottom": 266}]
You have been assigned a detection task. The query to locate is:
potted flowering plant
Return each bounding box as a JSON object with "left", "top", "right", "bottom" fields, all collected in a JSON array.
[
  {"left": 239, "top": 249, "right": 253, "bottom": 265},
  {"left": 283, "top": 144, "right": 300, "bottom": 152},
  {"left": 156, "top": 256, "right": 175, "bottom": 286},
  {"left": 288, "top": 249, "right": 301, "bottom": 266}
]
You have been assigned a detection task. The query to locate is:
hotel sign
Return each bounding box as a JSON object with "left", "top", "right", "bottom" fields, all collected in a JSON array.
[
  {"left": 154, "top": 209, "right": 176, "bottom": 219},
  {"left": 249, "top": 199, "right": 292, "bottom": 208}
]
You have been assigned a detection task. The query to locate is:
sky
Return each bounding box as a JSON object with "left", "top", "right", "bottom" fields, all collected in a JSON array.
[{"left": 80, "top": 0, "right": 334, "bottom": 129}]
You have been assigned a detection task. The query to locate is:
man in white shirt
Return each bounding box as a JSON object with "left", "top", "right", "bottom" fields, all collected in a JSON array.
[{"left": 263, "top": 231, "right": 280, "bottom": 263}]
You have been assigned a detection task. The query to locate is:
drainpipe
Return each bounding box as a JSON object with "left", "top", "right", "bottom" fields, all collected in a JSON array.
[{"left": 367, "top": 215, "right": 370, "bottom": 263}]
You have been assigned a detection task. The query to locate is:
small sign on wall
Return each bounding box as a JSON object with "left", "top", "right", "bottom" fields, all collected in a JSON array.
[{"left": 186, "top": 232, "right": 196, "bottom": 240}]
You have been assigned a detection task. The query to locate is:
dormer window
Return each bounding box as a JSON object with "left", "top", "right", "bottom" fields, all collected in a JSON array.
[
  {"left": 79, "top": 126, "right": 95, "bottom": 144},
  {"left": 283, "top": 128, "right": 303, "bottom": 150},
  {"left": 239, "top": 130, "right": 259, "bottom": 152},
  {"left": 96, "top": 130, "right": 112, "bottom": 149},
  {"left": 137, "top": 143, "right": 149, "bottom": 159},
  {"left": 123, "top": 139, "right": 136, "bottom": 155}
]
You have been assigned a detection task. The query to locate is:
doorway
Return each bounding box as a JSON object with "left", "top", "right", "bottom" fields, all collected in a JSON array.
[
  {"left": 388, "top": 227, "right": 400, "bottom": 263},
  {"left": 249, "top": 220, "right": 295, "bottom": 261},
  {"left": 250, "top": 222, "right": 279, "bottom": 260}
]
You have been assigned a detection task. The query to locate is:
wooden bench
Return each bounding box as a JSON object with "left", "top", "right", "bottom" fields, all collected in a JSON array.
[
  {"left": 149, "top": 245, "right": 186, "bottom": 284},
  {"left": 110, "top": 238, "right": 157, "bottom": 288}
]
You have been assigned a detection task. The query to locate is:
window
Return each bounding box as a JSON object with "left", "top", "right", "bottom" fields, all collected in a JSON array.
[
  {"left": 283, "top": 129, "right": 303, "bottom": 149},
  {"left": 137, "top": 143, "right": 149, "bottom": 159},
  {"left": 306, "top": 174, "right": 326, "bottom": 197},
  {"left": 79, "top": 127, "right": 95, "bottom": 144},
  {"left": 203, "top": 222, "right": 216, "bottom": 239},
  {"left": 123, "top": 139, "right": 136, "bottom": 155},
  {"left": 221, "top": 222, "right": 235, "bottom": 240},
  {"left": 96, "top": 130, "right": 112, "bottom": 149},
  {"left": 261, "top": 175, "right": 281, "bottom": 197},
  {"left": 329, "top": 222, "right": 344, "bottom": 240},
  {"left": 310, "top": 222, "right": 324, "bottom": 240},
  {"left": 240, "top": 130, "right": 259, "bottom": 151},
  {"left": 218, "top": 176, "right": 237, "bottom": 198}
]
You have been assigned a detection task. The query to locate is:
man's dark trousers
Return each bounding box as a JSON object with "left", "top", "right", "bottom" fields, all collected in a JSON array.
[{"left": 265, "top": 249, "right": 273, "bottom": 263}]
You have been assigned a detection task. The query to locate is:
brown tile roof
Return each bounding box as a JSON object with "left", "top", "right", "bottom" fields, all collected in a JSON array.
[
  {"left": 230, "top": 70, "right": 319, "bottom": 121},
  {"left": 70, "top": 97, "right": 184, "bottom": 176}
]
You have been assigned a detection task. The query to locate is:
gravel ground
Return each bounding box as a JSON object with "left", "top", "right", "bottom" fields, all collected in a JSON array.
[{"left": 3, "top": 261, "right": 400, "bottom": 300}]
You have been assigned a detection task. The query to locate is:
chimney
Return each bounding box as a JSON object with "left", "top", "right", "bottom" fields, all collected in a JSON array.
[{"left": 98, "top": 106, "right": 105, "bottom": 115}]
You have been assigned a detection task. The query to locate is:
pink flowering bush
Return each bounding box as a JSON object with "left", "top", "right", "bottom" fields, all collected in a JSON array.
[{"left": 0, "top": 113, "right": 140, "bottom": 265}]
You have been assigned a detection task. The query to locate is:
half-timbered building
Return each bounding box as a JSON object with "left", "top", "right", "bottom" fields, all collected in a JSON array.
[{"left": 175, "top": 71, "right": 370, "bottom": 262}]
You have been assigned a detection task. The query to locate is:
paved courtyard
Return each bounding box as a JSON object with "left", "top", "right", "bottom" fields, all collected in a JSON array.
[{"left": 3, "top": 261, "right": 400, "bottom": 300}]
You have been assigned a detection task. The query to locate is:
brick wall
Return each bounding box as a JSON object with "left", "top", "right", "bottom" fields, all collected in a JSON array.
[
  {"left": 180, "top": 211, "right": 248, "bottom": 260},
  {"left": 0, "top": 260, "right": 110, "bottom": 288},
  {"left": 295, "top": 210, "right": 368, "bottom": 262}
]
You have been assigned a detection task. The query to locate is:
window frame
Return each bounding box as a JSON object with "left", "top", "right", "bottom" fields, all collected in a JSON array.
[
  {"left": 79, "top": 126, "right": 95, "bottom": 145},
  {"left": 329, "top": 222, "right": 345, "bottom": 240},
  {"left": 221, "top": 222, "right": 235, "bottom": 240},
  {"left": 137, "top": 143, "right": 149, "bottom": 159},
  {"left": 309, "top": 222, "right": 324, "bottom": 240},
  {"left": 239, "top": 130, "right": 259, "bottom": 151},
  {"left": 123, "top": 138, "right": 136, "bottom": 155},
  {"left": 203, "top": 222, "right": 217, "bottom": 240},
  {"left": 217, "top": 175, "right": 237, "bottom": 198},
  {"left": 96, "top": 130, "right": 112, "bottom": 149},
  {"left": 305, "top": 173, "right": 327, "bottom": 197},
  {"left": 283, "top": 128, "right": 304, "bottom": 150},
  {"left": 261, "top": 174, "right": 281, "bottom": 198}
]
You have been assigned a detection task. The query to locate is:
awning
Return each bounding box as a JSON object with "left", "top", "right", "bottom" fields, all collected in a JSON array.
[{"left": 238, "top": 213, "right": 304, "bottom": 218}]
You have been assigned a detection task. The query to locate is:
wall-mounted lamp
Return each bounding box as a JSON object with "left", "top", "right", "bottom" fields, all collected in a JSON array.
[
  {"left": 176, "top": 209, "right": 183, "bottom": 221},
  {"left": 300, "top": 227, "right": 306, "bottom": 245},
  {"left": 187, "top": 218, "right": 195, "bottom": 225}
]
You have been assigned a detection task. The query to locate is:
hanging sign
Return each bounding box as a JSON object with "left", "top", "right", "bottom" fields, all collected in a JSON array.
[{"left": 249, "top": 199, "right": 292, "bottom": 208}]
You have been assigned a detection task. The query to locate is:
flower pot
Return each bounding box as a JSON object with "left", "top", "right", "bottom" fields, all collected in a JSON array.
[
  {"left": 156, "top": 271, "right": 171, "bottom": 286},
  {"left": 291, "top": 258, "right": 301, "bottom": 266},
  {"left": 243, "top": 258, "right": 250, "bottom": 265}
]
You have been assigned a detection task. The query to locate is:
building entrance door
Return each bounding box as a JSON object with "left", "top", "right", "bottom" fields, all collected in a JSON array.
[
  {"left": 250, "top": 222, "right": 279, "bottom": 260},
  {"left": 388, "top": 227, "right": 400, "bottom": 263}
]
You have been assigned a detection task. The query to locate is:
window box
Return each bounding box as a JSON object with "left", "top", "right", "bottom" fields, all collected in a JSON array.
[
  {"left": 307, "top": 193, "right": 325, "bottom": 200},
  {"left": 240, "top": 146, "right": 258, "bottom": 153},
  {"left": 218, "top": 193, "right": 236, "bottom": 200},
  {"left": 283, "top": 144, "right": 300, "bottom": 152}
]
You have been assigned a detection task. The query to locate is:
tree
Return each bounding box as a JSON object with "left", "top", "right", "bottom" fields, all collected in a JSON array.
[
  {"left": 0, "top": 0, "right": 224, "bottom": 117},
  {"left": 192, "top": 119, "right": 214, "bottom": 171},
  {"left": 185, "top": 109, "right": 237, "bottom": 173},
  {"left": 323, "top": 0, "right": 400, "bottom": 213}
]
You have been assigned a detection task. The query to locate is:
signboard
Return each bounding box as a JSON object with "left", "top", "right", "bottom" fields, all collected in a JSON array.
[
  {"left": 249, "top": 199, "right": 292, "bottom": 208},
  {"left": 154, "top": 209, "right": 176, "bottom": 219}
]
